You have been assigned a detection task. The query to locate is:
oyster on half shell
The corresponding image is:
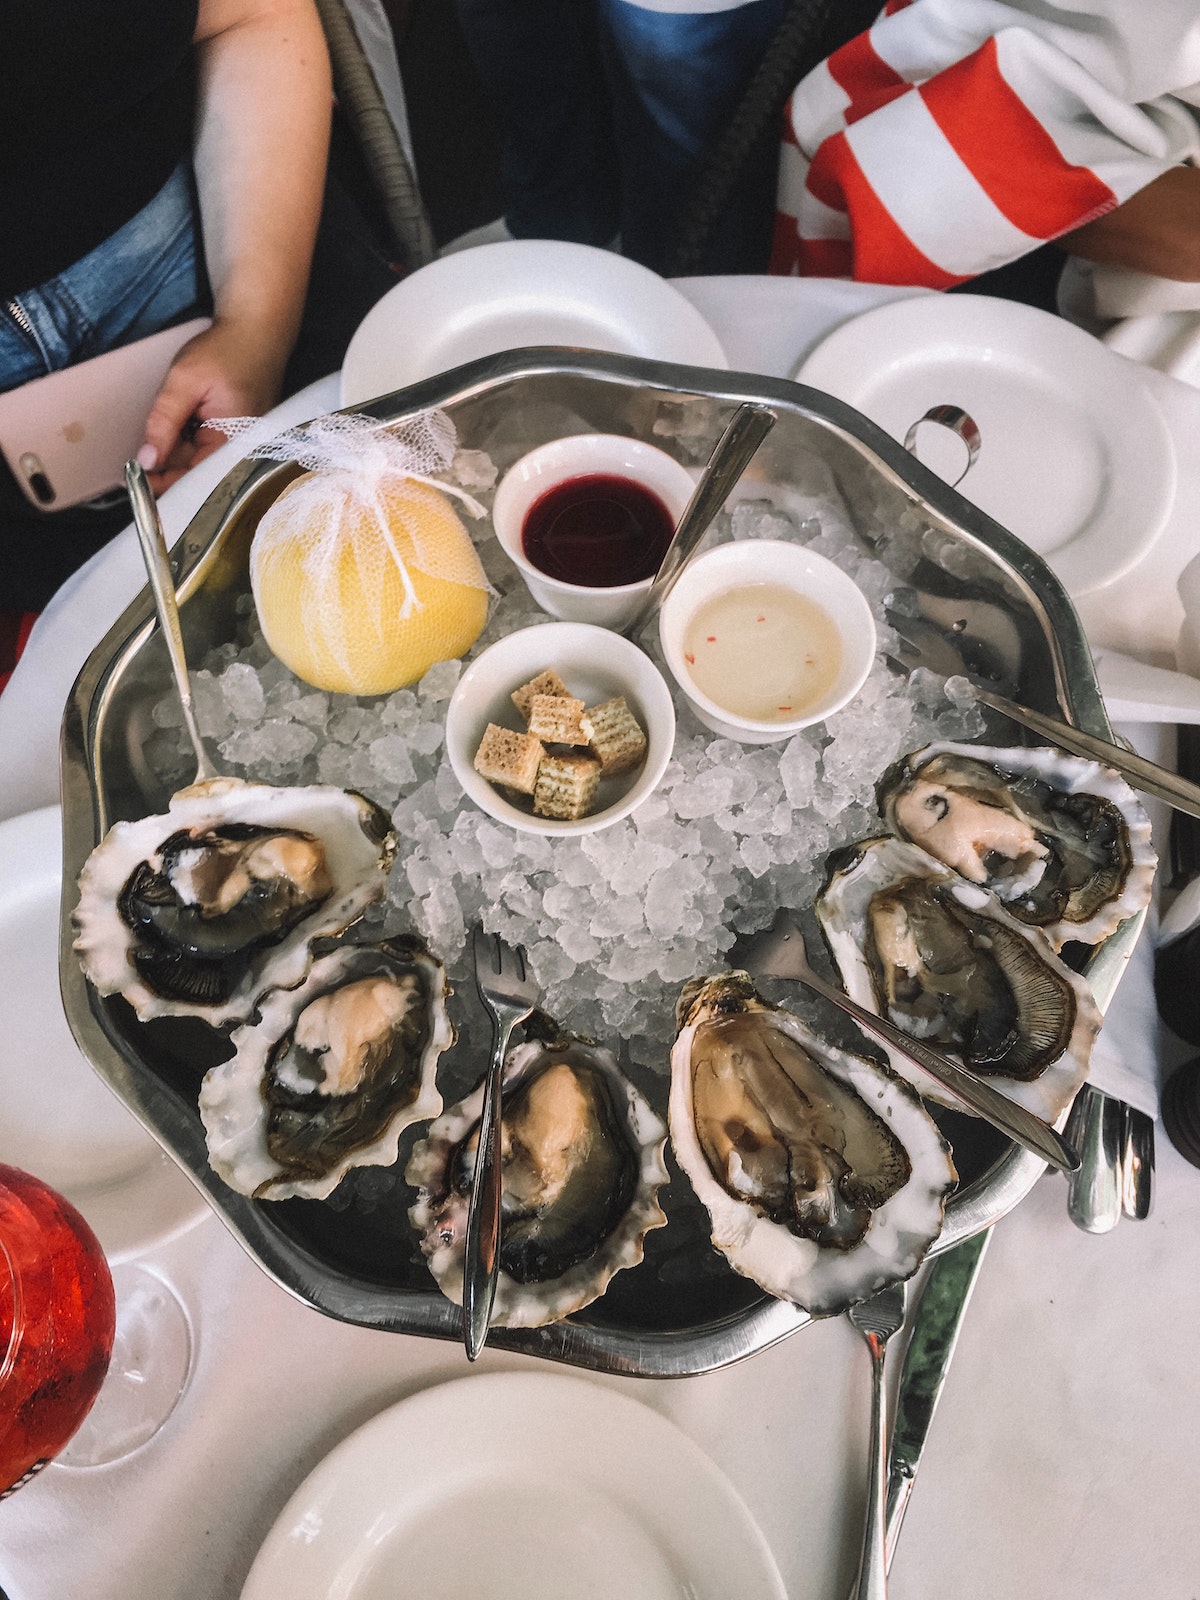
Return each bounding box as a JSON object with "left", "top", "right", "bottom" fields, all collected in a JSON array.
[
  {"left": 877, "top": 743, "right": 1155, "bottom": 949},
  {"left": 816, "top": 836, "right": 1102, "bottom": 1121},
  {"left": 669, "top": 973, "right": 956, "bottom": 1317},
  {"left": 407, "top": 1032, "right": 668, "bottom": 1329},
  {"left": 198, "top": 935, "right": 450, "bottom": 1200},
  {"left": 73, "top": 778, "right": 396, "bottom": 1026}
]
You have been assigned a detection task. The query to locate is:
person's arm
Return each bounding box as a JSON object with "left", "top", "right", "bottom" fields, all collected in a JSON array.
[
  {"left": 1059, "top": 165, "right": 1200, "bottom": 281},
  {"left": 139, "top": 0, "right": 331, "bottom": 488}
]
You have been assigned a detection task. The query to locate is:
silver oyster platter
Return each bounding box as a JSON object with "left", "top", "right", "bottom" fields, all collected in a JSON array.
[{"left": 59, "top": 349, "right": 1139, "bottom": 1378}]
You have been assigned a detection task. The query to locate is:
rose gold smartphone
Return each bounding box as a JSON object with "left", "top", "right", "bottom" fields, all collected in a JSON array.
[{"left": 0, "top": 316, "right": 211, "bottom": 511}]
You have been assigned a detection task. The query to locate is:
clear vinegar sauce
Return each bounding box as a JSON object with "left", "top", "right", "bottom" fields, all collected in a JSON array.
[{"left": 682, "top": 582, "right": 843, "bottom": 722}]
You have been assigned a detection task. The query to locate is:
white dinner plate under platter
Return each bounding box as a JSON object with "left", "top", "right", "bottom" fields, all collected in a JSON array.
[
  {"left": 241, "top": 1371, "right": 786, "bottom": 1600},
  {"left": 340, "top": 239, "right": 728, "bottom": 405},
  {"left": 794, "top": 293, "right": 1177, "bottom": 599},
  {"left": 0, "top": 806, "right": 207, "bottom": 1263}
]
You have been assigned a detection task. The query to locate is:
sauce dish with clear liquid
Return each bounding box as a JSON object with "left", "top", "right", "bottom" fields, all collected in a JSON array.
[{"left": 658, "top": 539, "right": 876, "bottom": 743}]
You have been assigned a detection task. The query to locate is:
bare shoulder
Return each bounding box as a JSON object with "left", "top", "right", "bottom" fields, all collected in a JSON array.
[{"left": 194, "top": 0, "right": 320, "bottom": 46}]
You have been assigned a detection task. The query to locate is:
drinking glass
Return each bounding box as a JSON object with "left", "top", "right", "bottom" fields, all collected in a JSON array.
[
  {"left": 0, "top": 1162, "right": 193, "bottom": 1496},
  {"left": 0, "top": 1162, "right": 115, "bottom": 1496}
]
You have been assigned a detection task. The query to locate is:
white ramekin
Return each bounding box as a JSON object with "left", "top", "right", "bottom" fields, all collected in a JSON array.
[
  {"left": 657, "top": 539, "right": 876, "bottom": 744},
  {"left": 445, "top": 621, "right": 676, "bottom": 835},
  {"left": 490, "top": 433, "right": 695, "bottom": 629}
]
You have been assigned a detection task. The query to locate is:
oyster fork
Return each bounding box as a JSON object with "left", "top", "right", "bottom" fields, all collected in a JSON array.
[
  {"left": 885, "top": 607, "right": 1200, "bottom": 822},
  {"left": 847, "top": 1281, "right": 909, "bottom": 1600},
  {"left": 463, "top": 925, "right": 539, "bottom": 1361},
  {"left": 733, "top": 909, "right": 1079, "bottom": 1173}
]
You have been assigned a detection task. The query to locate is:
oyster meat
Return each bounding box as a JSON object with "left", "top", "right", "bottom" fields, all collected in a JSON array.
[
  {"left": 407, "top": 1033, "right": 668, "bottom": 1328},
  {"left": 669, "top": 973, "right": 955, "bottom": 1316},
  {"left": 199, "top": 936, "right": 450, "bottom": 1200},
  {"left": 817, "top": 836, "right": 1102, "bottom": 1120},
  {"left": 73, "top": 777, "right": 396, "bottom": 1026},
  {"left": 877, "top": 743, "right": 1155, "bottom": 949}
]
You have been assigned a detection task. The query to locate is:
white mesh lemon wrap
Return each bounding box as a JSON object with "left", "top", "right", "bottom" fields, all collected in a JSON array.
[{"left": 218, "top": 412, "right": 492, "bottom": 695}]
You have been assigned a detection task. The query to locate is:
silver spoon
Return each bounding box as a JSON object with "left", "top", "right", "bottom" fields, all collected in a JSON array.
[
  {"left": 620, "top": 402, "right": 776, "bottom": 640},
  {"left": 1064, "top": 1084, "right": 1123, "bottom": 1233},
  {"left": 124, "top": 459, "right": 219, "bottom": 784}
]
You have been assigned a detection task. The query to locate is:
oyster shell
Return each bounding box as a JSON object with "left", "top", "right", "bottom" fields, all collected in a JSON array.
[
  {"left": 816, "top": 836, "right": 1102, "bottom": 1120},
  {"left": 198, "top": 935, "right": 450, "bottom": 1200},
  {"left": 73, "top": 778, "right": 396, "bottom": 1026},
  {"left": 407, "top": 1032, "right": 668, "bottom": 1328},
  {"left": 669, "top": 973, "right": 955, "bottom": 1316},
  {"left": 877, "top": 743, "right": 1155, "bottom": 949}
]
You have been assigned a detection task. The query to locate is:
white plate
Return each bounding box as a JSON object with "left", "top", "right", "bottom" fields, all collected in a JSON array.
[
  {"left": 241, "top": 1371, "right": 786, "bottom": 1600},
  {"left": 340, "top": 240, "right": 727, "bottom": 405},
  {"left": 795, "top": 294, "right": 1176, "bottom": 598},
  {"left": 0, "top": 806, "right": 207, "bottom": 1263}
]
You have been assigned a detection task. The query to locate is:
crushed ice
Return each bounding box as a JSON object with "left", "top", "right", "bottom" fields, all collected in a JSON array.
[{"left": 145, "top": 469, "right": 985, "bottom": 1066}]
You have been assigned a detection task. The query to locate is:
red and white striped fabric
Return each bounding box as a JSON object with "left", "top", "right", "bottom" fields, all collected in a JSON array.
[{"left": 771, "top": 0, "right": 1200, "bottom": 285}]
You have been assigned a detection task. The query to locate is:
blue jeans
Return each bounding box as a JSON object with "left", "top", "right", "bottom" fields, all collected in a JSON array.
[
  {"left": 0, "top": 163, "right": 204, "bottom": 394},
  {"left": 454, "top": 0, "right": 787, "bottom": 272},
  {"left": 597, "top": 0, "right": 787, "bottom": 269}
]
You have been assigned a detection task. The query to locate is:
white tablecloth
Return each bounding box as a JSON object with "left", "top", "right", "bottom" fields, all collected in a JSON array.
[{"left": 2, "top": 278, "right": 1199, "bottom": 1600}]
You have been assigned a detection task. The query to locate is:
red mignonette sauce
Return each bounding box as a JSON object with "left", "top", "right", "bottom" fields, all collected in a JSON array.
[{"left": 521, "top": 474, "right": 674, "bottom": 588}]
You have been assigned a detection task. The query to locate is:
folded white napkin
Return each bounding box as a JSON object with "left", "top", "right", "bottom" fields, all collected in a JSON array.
[
  {"left": 1093, "top": 646, "right": 1200, "bottom": 724},
  {"left": 1104, "top": 313, "right": 1200, "bottom": 390},
  {"left": 1060, "top": 257, "right": 1200, "bottom": 392},
  {"left": 1090, "top": 265, "right": 1200, "bottom": 321},
  {"left": 1088, "top": 906, "right": 1161, "bottom": 1118}
]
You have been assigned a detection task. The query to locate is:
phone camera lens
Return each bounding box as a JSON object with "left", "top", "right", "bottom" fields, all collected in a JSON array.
[{"left": 18, "top": 452, "right": 55, "bottom": 505}]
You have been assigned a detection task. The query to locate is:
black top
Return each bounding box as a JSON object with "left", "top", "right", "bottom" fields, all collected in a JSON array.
[{"left": 0, "top": 0, "right": 200, "bottom": 300}]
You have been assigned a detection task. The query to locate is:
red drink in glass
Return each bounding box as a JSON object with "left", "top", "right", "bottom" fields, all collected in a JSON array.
[{"left": 0, "top": 1162, "right": 116, "bottom": 1496}]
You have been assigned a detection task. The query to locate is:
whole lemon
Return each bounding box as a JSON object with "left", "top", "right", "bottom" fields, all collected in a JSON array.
[{"left": 250, "top": 470, "right": 490, "bottom": 695}]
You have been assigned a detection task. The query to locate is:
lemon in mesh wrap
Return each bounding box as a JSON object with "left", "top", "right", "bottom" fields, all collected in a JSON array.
[{"left": 250, "top": 468, "right": 490, "bottom": 695}]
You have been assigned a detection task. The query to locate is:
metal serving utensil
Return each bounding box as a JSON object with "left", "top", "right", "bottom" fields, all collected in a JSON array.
[
  {"left": 463, "top": 925, "right": 539, "bottom": 1361},
  {"left": 620, "top": 402, "right": 776, "bottom": 640},
  {"left": 1120, "top": 1104, "right": 1155, "bottom": 1220},
  {"left": 883, "top": 1229, "right": 992, "bottom": 1569},
  {"left": 124, "top": 458, "right": 219, "bottom": 784},
  {"left": 847, "top": 1281, "right": 909, "bottom": 1600},
  {"left": 1063, "top": 1084, "right": 1124, "bottom": 1233},
  {"left": 734, "top": 909, "right": 1079, "bottom": 1173},
  {"left": 886, "top": 609, "right": 1200, "bottom": 823}
]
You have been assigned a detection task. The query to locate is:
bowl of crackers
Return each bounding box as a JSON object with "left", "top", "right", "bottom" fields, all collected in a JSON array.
[{"left": 445, "top": 621, "right": 676, "bottom": 835}]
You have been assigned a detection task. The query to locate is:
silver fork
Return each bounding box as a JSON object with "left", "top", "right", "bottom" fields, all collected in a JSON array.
[
  {"left": 847, "top": 1282, "right": 908, "bottom": 1600},
  {"left": 733, "top": 909, "right": 1079, "bottom": 1173},
  {"left": 463, "top": 925, "right": 539, "bottom": 1361}
]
